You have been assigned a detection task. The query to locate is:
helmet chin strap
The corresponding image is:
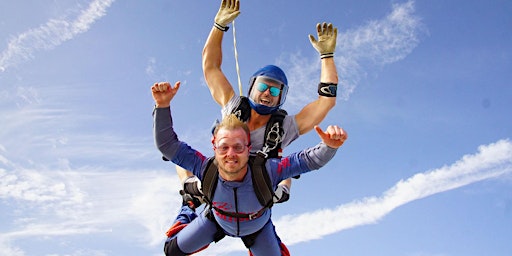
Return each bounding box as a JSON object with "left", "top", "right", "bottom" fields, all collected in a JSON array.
[{"left": 248, "top": 97, "right": 279, "bottom": 115}]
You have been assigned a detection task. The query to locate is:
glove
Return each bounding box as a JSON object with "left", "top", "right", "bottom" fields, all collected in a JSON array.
[
  {"left": 309, "top": 22, "right": 338, "bottom": 58},
  {"left": 182, "top": 176, "right": 203, "bottom": 196},
  {"left": 180, "top": 190, "right": 202, "bottom": 210},
  {"left": 273, "top": 184, "right": 290, "bottom": 204},
  {"left": 214, "top": 0, "right": 241, "bottom": 27}
]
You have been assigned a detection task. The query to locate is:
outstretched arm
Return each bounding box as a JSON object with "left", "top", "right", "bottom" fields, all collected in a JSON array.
[
  {"left": 295, "top": 22, "right": 339, "bottom": 135},
  {"left": 202, "top": 0, "right": 240, "bottom": 107}
]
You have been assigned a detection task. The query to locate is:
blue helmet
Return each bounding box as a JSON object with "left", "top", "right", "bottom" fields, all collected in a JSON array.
[{"left": 247, "top": 65, "right": 289, "bottom": 115}]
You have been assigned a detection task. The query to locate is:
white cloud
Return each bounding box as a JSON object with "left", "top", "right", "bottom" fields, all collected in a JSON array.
[
  {"left": 275, "top": 139, "right": 512, "bottom": 245},
  {"left": 0, "top": 165, "right": 181, "bottom": 249},
  {"left": 0, "top": 0, "right": 115, "bottom": 72}
]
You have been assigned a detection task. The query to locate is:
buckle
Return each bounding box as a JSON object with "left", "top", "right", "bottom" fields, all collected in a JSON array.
[
  {"left": 256, "top": 150, "right": 268, "bottom": 159},
  {"left": 248, "top": 212, "right": 259, "bottom": 220}
]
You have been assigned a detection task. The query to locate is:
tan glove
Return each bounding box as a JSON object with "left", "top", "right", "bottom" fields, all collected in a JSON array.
[
  {"left": 309, "top": 22, "right": 338, "bottom": 58},
  {"left": 214, "top": 0, "right": 241, "bottom": 28}
]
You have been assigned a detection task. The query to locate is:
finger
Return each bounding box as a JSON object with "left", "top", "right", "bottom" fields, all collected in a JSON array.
[
  {"left": 151, "top": 83, "right": 158, "bottom": 92},
  {"left": 158, "top": 82, "right": 170, "bottom": 92},
  {"left": 327, "top": 23, "right": 333, "bottom": 35},
  {"left": 308, "top": 34, "right": 317, "bottom": 44}
]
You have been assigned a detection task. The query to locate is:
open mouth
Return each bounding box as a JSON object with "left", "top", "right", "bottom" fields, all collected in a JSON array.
[{"left": 259, "top": 98, "right": 271, "bottom": 105}]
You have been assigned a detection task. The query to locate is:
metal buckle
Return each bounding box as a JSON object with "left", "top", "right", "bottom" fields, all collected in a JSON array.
[{"left": 248, "top": 212, "right": 259, "bottom": 220}]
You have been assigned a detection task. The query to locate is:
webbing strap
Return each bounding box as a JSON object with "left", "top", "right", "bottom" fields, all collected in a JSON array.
[
  {"left": 259, "top": 109, "right": 287, "bottom": 158},
  {"left": 250, "top": 154, "right": 274, "bottom": 208},
  {"left": 202, "top": 158, "right": 218, "bottom": 205}
]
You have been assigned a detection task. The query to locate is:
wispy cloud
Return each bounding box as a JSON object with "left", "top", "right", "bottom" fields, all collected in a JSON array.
[
  {"left": 0, "top": 163, "right": 181, "bottom": 252},
  {"left": 283, "top": 0, "right": 424, "bottom": 109},
  {"left": 0, "top": 0, "right": 115, "bottom": 72},
  {"left": 200, "top": 139, "right": 512, "bottom": 255}
]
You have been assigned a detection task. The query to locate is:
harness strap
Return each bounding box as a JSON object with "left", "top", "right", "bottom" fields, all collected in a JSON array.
[
  {"left": 201, "top": 157, "right": 218, "bottom": 205},
  {"left": 259, "top": 109, "right": 287, "bottom": 158},
  {"left": 234, "top": 96, "right": 251, "bottom": 122},
  {"left": 205, "top": 208, "right": 227, "bottom": 243},
  {"left": 250, "top": 154, "right": 274, "bottom": 209},
  {"left": 212, "top": 205, "right": 267, "bottom": 220}
]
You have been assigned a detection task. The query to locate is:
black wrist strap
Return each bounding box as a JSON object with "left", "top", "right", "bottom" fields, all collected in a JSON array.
[
  {"left": 214, "top": 22, "right": 229, "bottom": 32},
  {"left": 318, "top": 82, "right": 338, "bottom": 97},
  {"left": 320, "top": 53, "right": 334, "bottom": 59}
]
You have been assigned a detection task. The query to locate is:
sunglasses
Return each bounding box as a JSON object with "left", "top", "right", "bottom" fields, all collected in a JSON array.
[{"left": 255, "top": 82, "right": 281, "bottom": 97}]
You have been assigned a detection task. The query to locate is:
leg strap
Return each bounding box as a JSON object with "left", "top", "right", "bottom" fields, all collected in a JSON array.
[{"left": 206, "top": 207, "right": 227, "bottom": 242}]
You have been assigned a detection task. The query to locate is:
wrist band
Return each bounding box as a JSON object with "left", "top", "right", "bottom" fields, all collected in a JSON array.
[
  {"left": 318, "top": 82, "right": 337, "bottom": 97},
  {"left": 214, "top": 22, "right": 229, "bottom": 32},
  {"left": 320, "top": 53, "right": 334, "bottom": 59}
]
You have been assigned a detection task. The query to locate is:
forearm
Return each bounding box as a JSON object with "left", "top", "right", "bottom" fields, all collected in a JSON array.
[
  {"left": 202, "top": 27, "right": 224, "bottom": 73},
  {"left": 153, "top": 107, "right": 179, "bottom": 160},
  {"left": 320, "top": 57, "right": 338, "bottom": 83},
  {"left": 300, "top": 142, "right": 338, "bottom": 170},
  {"left": 295, "top": 97, "right": 336, "bottom": 135},
  {"left": 202, "top": 27, "right": 234, "bottom": 106},
  {"left": 176, "top": 165, "right": 194, "bottom": 183}
]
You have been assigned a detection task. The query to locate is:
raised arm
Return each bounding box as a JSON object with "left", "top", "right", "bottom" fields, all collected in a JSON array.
[
  {"left": 294, "top": 22, "right": 339, "bottom": 135},
  {"left": 202, "top": 0, "right": 240, "bottom": 107}
]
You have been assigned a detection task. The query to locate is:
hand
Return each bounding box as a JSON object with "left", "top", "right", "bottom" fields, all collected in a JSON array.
[
  {"left": 309, "top": 22, "right": 338, "bottom": 56},
  {"left": 314, "top": 125, "right": 347, "bottom": 148},
  {"left": 273, "top": 184, "right": 290, "bottom": 203},
  {"left": 151, "top": 81, "right": 180, "bottom": 108},
  {"left": 183, "top": 176, "right": 203, "bottom": 196},
  {"left": 214, "top": 0, "right": 240, "bottom": 27}
]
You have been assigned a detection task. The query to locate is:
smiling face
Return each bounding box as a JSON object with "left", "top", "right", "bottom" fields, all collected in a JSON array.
[
  {"left": 212, "top": 114, "right": 251, "bottom": 182},
  {"left": 214, "top": 127, "right": 250, "bottom": 181},
  {"left": 248, "top": 76, "right": 283, "bottom": 107}
]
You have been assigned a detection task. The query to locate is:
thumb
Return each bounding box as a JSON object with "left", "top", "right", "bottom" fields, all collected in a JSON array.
[
  {"left": 314, "top": 125, "right": 329, "bottom": 141},
  {"left": 308, "top": 34, "right": 317, "bottom": 44},
  {"left": 173, "top": 81, "right": 181, "bottom": 90}
]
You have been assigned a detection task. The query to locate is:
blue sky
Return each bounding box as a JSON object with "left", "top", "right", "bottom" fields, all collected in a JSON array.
[{"left": 1, "top": 0, "right": 511, "bottom": 255}]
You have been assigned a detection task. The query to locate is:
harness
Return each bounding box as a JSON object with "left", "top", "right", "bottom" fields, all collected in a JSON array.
[
  {"left": 234, "top": 96, "right": 287, "bottom": 159},
  {"left": 201, "top": 155, "right": 274, "bottom": 221},
  {"left": 196, "top": 154, "right": 274, "bottom": 247}
]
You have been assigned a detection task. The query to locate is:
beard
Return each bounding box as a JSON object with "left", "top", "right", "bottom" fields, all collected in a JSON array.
[{"left": 218, "top": 158, "right": 248, "bottom": 181}]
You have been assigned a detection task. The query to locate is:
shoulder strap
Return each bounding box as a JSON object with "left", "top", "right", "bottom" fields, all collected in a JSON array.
[
  {"left": 260, "top": 109, "right": 287, "bottom": 158},
  {"left": 232, "top": 96, "right": 251, "bottom": 122},
  {"left": 201, "top": 157, "right": 219, "bottom": 205},
  {"left": 249, "top": 154, "right": 274, "bottom": 208}
]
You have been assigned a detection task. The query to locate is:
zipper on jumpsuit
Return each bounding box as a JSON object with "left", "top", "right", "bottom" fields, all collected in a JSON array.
[{"left": 233, "top": 187, "right": 240, "bottom": 236}]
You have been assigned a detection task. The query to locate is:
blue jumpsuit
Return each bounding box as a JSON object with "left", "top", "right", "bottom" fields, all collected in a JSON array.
[{"left": 154, "top": 106, "right": 338, "bottom": 255}]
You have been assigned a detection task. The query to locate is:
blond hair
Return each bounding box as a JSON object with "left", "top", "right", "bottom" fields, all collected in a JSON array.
[{"left": 213, "top": 114, "right": 250, "bottom": 141}]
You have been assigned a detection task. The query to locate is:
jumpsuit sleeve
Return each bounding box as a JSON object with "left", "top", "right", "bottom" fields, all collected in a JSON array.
[
  {"left": 269, "top": 142, "right": 338, "bottom": 183},
  {"left": 153, "top": 107, "right": 208, "bottom": 178}
]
